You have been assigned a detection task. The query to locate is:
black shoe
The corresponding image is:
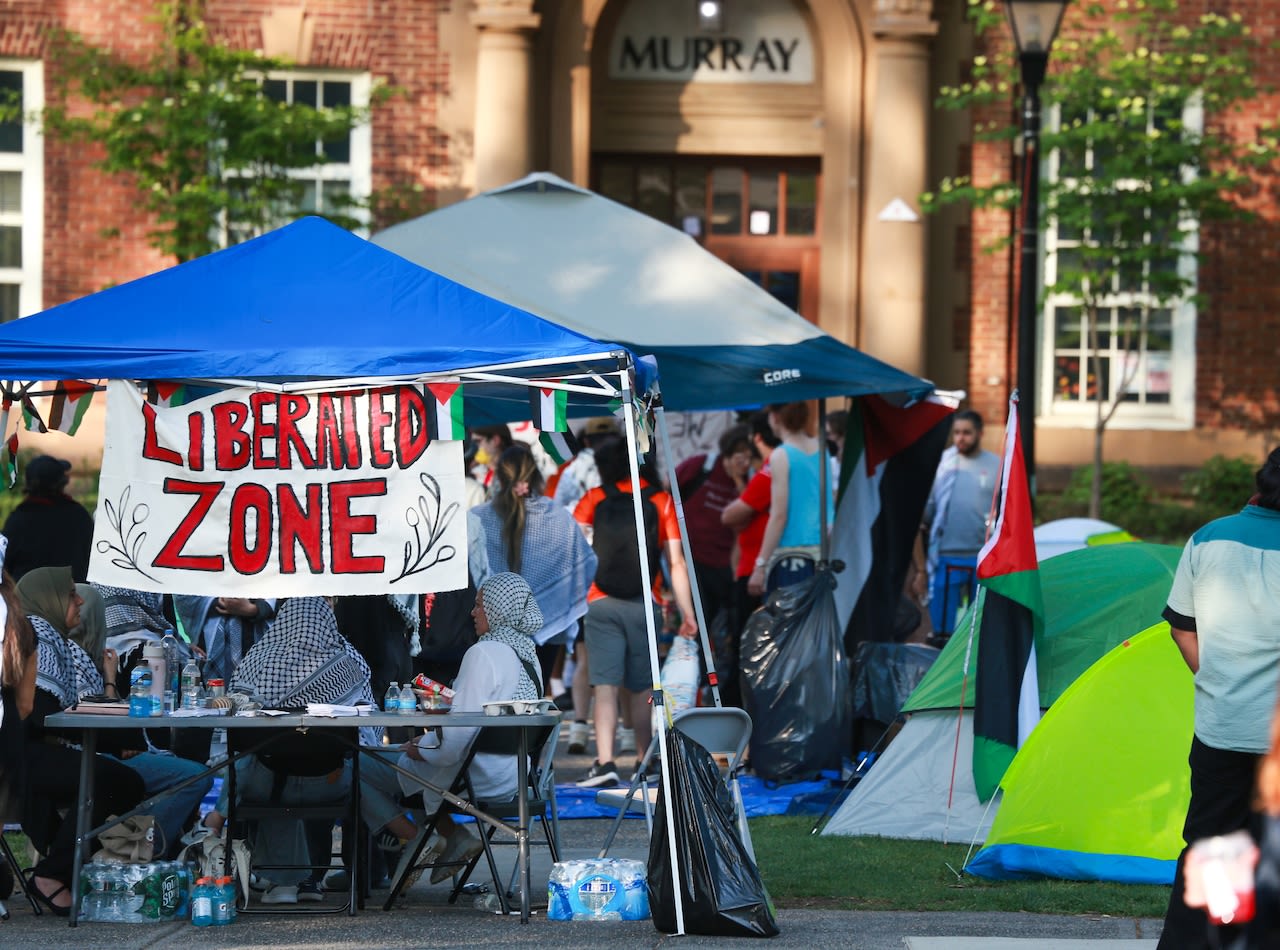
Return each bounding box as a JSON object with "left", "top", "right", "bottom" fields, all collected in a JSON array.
[
  {"left": 576, "top": 760, "right": 620, "bottom": 788},
  {"left": 553, "top": 691, "right": 573, "bottom": 712}
]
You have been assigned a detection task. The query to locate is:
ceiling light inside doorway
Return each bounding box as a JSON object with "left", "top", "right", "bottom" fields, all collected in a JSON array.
[{"left": 697, "top": 0, "right": 724, "bottom": 31}]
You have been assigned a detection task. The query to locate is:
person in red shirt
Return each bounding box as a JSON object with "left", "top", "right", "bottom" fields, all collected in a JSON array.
[
  {"left": 673, "top": 424, "right": 753, "bottom": 630},
  {"left": 573, "top": 437, "right": 697, "bottom": 788},
  {"left": 720, "top": 413, "right": 781, "bottom": 707}
]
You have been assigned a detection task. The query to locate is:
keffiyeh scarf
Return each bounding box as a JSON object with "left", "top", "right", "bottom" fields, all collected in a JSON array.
[
  {"left": 99, "top": 585, "right": 171, "bottom": 660},
  {"left": 33, "top": 617, "right": 104, "bottom": 707},
  {"left": 476, "top": 572, "right": 543, "bottom": 701},
  {"left": 473, "top": 496, "right": 597, "bottom": 646},
  {"left": 231, "top": 597, "right": 374, "bottom": 709}
]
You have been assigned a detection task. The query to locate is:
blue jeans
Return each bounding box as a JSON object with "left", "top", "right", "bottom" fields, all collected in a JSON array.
[
  {"left": 232, "top": 756, "right": 351, "bottom": 887},
  {"left": 929, "top": 554, "right": 977, "bottom": 635},
  {"left": 766, "top": 554, "right": 816, "bottom": 594},
  {"left": 108, "top": 751, "right": 213, "bottom": 857}
]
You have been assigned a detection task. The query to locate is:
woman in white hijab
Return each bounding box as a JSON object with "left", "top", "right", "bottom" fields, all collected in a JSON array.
[{"left": 360, "top": 572, "right": 545, "bottom": 888}]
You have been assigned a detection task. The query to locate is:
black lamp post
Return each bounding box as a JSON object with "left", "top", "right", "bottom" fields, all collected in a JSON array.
[{"left": 1005, "top": 0, "right": 1068, "bottom": 491}]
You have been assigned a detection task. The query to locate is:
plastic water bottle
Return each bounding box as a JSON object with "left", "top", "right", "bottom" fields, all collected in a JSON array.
[
  {"left": 384, "top": 681, "right": 401, "bottom": 713},
  {"left": 212, "top": 876, "right": 234, "bottom": 925},
  {"left": 181, "top": 658, "right": 202, "bottom": 710},
  {"left": 129, "top": 663, "right": 153, "bottom": 718},
  {"left": 162, "top": 628, "right": 180, "bottom": 712},
  {"left": 221, "top": 875, "right": 238, "bottom": 922},
  {"left": 143, "top": 643, "right": 166, "bottom": 716},
  {"left": 398, "top": 683, "right": 417, "bottom": 716},
  {"left": 191, "top": 877, "right": 214, "bottom": 926}
]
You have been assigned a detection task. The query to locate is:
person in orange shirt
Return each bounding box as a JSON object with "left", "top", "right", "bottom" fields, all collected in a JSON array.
[{"left": 572, "top": 437, "right": 697, "bottom": 788}]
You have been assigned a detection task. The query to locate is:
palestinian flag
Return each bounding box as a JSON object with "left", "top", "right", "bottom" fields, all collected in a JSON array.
[
  {"left": 24, "top": 380, "right": 95, "bottom": 435},
  {"left": 20, "top": 395, "right": 46, "bottom": 433},
  {"left": 146, "top": 382, "right": 187, "bottom": 407},
  {"left": 538, "top": 430, "right": 573, "bottom": 465},
  {"left": 530, "top": 383, "right": 567, "bottom": 432},
  {"left": 971, "top": 395, "right": 1044, "bottom": 802},
  {"left": 425, "top": 382, "right": 465, "bottom": 440},
  {"left": 833, "top": 392, "right": 957, "bottom": 653},
  {"left": 0, "top": 401, "right": 16, "bottom": 491}
]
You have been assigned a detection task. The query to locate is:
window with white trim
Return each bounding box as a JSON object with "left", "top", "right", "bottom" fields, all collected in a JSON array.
[
  {"left": 1040, "top": 98, "right": 1198, "bottom": 429},
  {"left": 223, "top": 70, "right": 371, "bottom": 245},
  {"left": 0, "top": 61, "right": 42, "bottom": 323}
]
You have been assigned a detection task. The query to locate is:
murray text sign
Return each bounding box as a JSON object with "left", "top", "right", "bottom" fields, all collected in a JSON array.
[{"left": 89, "top": 380, "right": 467, "bottom": 597}]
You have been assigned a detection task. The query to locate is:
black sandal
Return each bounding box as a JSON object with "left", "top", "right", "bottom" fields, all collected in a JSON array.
[{"left": 28, "top": 876, "right": 72, "bottom": 917}]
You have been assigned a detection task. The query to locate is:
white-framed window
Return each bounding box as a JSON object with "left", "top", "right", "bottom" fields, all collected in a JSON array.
[
  {"left": 1039, "top": 99, "right": 1198, "bottom": 430},
  {"left": 0, "top": 60, "right": 43, "bottom": 323},
  {"left": 224, "top": 70, "right": 371, "bottom": 245}
]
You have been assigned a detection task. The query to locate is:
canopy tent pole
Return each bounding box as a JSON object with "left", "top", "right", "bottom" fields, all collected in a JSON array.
[
  {"left": 622, "top": 372, "right": 685, "bottom": 936},
  {"left": 653, "top": 403, "right": 721, "bottom": 708}
]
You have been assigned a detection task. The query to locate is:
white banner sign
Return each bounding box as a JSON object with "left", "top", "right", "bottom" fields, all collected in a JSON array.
[{"left": 89, "top": 380, "right": 468, "bottom": 597}]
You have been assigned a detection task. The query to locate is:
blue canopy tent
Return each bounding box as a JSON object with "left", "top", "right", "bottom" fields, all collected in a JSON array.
[
  {"left": 0, "top": 215, "right": 649, "bottom": 421},
  {"left": 0, "top": 214, "right": 703, "bottom": 931}
]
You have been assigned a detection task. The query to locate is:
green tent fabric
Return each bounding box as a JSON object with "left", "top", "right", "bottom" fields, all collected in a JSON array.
[
  {"left": 904, "top": 542, "right": 1181, "bottom": 713},
  {"left": 965, "top": 623, "right": 1193, "bottom": 883}
]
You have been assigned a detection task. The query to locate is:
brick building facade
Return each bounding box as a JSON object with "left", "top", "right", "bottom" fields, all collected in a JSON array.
[{"left": 1, "top": 0, "right": 1276, "bottom": 472}]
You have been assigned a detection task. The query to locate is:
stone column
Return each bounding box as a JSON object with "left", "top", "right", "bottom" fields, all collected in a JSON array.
[
  {"left": 859, "top": 0, "right": 937, "bottom": 377},
  {"left": 471, "top": 1, "right": 541, "bottom": 192}
]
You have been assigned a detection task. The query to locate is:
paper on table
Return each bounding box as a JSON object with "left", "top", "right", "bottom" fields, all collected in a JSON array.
[
  {"left": 305, "top": 703, "right": 362, "bottom": 717},
  {"left": 168, "top": 707, "right": 230, "bottom": 718}
]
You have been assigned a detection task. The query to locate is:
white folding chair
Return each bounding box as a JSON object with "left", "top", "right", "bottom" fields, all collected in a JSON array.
[{"left": 597, "top": 706, "right": 754, "bottom": 861}]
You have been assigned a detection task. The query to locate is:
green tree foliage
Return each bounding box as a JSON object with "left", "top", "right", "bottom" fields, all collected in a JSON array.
[
  {"left": 923, "top": 0, "right": 1279, "bottom": 515},
  {"left": 39, "top": 3, "right": 379, "bottom": 262}
]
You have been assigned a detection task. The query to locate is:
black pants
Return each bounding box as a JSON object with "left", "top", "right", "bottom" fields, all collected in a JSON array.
[
  {"left": 26, "top": 744, "right": 146, "bottom": 885},
  {"left": 1158, "top": 736, "right": 1261, "bottom": 950}
]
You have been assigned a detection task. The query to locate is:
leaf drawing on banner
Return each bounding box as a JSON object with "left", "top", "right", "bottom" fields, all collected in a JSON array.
[
  {"left": 391, "top": 472, "right": 460, "bottom": 584},
  {"left": 96, "top": 485, "right": 158, "bottom": 581}
]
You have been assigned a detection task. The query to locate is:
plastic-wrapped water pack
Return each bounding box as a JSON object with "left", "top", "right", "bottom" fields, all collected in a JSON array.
[{"left": 547, "top": 858, "right": 649, "bottom": 921}]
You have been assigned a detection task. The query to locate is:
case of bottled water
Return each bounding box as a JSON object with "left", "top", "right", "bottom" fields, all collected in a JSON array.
[{"left": 547, "top": 858, "right": 649, "bottom": 921}]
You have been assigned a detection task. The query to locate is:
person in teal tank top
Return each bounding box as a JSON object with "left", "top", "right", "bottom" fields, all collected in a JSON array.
[{"left": 747, "top": 401, "right": 834, "bottom": 595}]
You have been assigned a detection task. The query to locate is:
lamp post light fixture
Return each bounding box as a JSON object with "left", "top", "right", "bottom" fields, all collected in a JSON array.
[
  {"left": 1005, "top": 0, "right": 1069, "bottom": 491},
  {"left": 697, "top": 0, "right": 724, "bottom": 31}
]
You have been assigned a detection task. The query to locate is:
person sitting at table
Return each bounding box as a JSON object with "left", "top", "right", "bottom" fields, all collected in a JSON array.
[
  {"left": 13, "top": 564, "right": 145, "bottom": 916},
  {"left": 359, "top": 572, "right": 545, "bottom": 890},
  {"left": 37, "top": 576, "right": 214, "bottom": 857},
  {"left": 220, "top": 596, "right": 375, "bottom": 905}
]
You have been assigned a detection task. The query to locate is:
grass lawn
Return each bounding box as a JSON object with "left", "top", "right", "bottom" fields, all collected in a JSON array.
[
  {"left": 6, "top": 820, "right": 1171, "bottom": 918},
  {"left": 750, "top": 817, "right": 1170, "bottom": 916}
]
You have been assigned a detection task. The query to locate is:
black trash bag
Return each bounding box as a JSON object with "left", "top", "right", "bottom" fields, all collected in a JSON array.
[
  {"left": 647, "top": 727, "right": 780, "bottom": 938},
  {"left": 740, "top": 568, "right": 850, "bottom": 782}
]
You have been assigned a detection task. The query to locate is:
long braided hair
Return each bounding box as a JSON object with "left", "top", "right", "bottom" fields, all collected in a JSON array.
[{"left": 491, "top": 444, "right": 545, "bottom": 575}]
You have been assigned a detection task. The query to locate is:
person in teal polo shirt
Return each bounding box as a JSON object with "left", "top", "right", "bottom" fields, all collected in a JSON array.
[{"left": 1158, "top": 448, "right": 1280, "bottom": 949}]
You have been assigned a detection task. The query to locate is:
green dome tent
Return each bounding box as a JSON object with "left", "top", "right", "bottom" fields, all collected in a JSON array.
[
  {"left": 965, "top": 623, "right": 1193, "bottom": 883},
  {"left": 822, "top": 542, "right": 1181, "bottom": 847}
]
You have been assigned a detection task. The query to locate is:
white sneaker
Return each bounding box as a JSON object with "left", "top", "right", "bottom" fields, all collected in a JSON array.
[
  {"left": 393, "top": 831, "right": 442, "bottom": 894},
  {"left": 566, "top": 720, "right": 590, "bottom": 755},
  {"left": 429, "top": 831, "right": 484, "bottom": 885},
  {"left": 260, "top": 883, "right": 298, "bottom": 904},
  {"left": 617, "top": 726, "right": 636, "bottom": 755}
]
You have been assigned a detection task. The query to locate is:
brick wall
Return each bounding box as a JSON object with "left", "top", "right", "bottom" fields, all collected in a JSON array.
[
  {"left": 966, "top": 0, "right": 1280, "bottom": 441},
  {"left": 0, "top": 0, "right": 448, "bottom": 308}
]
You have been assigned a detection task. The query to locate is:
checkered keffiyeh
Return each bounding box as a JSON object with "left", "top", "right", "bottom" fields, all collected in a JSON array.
[
  {"left": 476, "top": 572, "right": 542, "bottom": 701},
  {"left": 34, "top": 615, "right": 76, "bottom": 708},
  {"left": 230, "top": 597, "right": 374, "bottom": 709}
]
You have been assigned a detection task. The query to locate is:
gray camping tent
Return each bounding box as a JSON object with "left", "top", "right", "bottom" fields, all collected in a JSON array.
[{"left": 373, "top": 172, "right": 931, "bottom": 411}]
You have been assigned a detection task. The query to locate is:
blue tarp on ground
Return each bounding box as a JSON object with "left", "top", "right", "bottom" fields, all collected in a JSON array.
[{"left": 553, "top": 773, "right": 841, "bottom": 820}]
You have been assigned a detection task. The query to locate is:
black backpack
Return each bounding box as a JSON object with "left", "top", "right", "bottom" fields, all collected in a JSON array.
[{"left": 592, "top": 482, "right": 662, "bottom": 599}]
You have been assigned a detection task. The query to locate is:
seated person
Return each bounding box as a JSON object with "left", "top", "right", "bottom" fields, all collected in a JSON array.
[
  {"left": 12, "top": 563, "right": 145, "bottom": 916},
  {"left": 217, "top": 596, "right": 374, "bottom": 905},
  {"left": 360, "top": 572, "right": 545, "bottom": 888},
  {"left": 52, "top": 579, "right": 212, "bottom": 855}
]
